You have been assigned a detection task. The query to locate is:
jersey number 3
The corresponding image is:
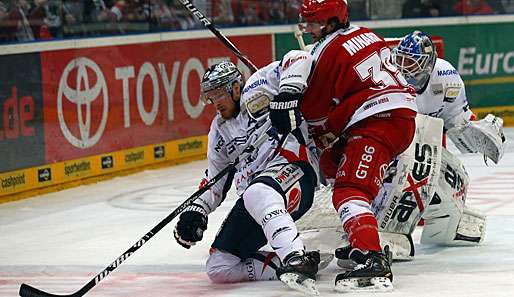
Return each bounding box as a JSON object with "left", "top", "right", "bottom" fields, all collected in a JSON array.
[{"left": 354, "top": 47, "right": 408, "bottom": 88}]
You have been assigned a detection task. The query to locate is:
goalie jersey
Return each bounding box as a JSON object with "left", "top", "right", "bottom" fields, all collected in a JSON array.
[
  {"left": 415, "top": 58, "right": 473, "bottom": 130},
  {"left": 196, "top": 51, "right": 319, "bottom": 214}
]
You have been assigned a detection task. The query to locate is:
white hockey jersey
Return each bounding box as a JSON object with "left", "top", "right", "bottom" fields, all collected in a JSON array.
[
  {"left": 415, "top": 58, "right": 474, "bottom": 130},
  {"left": 196, "top": 51, "right": 320, "bottom": 215}
]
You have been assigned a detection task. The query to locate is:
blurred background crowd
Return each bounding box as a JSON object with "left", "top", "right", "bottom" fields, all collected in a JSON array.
[{"left": 0, "top": 0, "right": 513, "bottom": 44}]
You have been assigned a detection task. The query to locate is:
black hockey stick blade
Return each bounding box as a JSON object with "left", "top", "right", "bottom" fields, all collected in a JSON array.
[{"left": 20, "top": 283, "right": 77, "bottom": 297}]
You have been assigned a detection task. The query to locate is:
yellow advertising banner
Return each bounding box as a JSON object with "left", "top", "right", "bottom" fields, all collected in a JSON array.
[{"left": 0, "top": 136, "right": 207, "bottom": 202}]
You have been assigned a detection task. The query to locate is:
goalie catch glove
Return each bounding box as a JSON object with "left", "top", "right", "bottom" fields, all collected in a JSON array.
[
  {"left": 174, "top": 203, "right": 208, "bottom": 249},
  {"left": 447, "top": 114, "right": 506, "bottom": 164},
  {"left": 269, "top": 92, "right": 303, "bottom": 135}
]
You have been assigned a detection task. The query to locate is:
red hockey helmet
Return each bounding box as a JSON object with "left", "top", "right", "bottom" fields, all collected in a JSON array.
[{"left": 300, "top": 0, "right": 348, "bottom": 24}]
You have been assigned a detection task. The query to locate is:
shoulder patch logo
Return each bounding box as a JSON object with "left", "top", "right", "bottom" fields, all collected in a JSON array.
[
  {"left": 246, "top": 94, "right": 270, "bottom": 119},
  {"left": 431, "top": 83, "right": 443, "bottom": 95}
]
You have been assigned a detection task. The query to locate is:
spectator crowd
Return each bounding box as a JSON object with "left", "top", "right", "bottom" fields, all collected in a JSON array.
[{"left": 0, "top": 0, "right": 512, "bottom": 44}]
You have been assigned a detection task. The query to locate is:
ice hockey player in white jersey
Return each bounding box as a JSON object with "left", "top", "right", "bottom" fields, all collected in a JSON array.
[
  {"left": 173, "top": 51, "right": 327, "bottom": 295},
  {"left": 393, "top": 30, "right": 505, "bottom": 164}
]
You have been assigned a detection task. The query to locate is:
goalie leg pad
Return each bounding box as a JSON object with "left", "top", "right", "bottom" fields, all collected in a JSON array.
[
  {"left": 378, "top": 232, "right": 415, "bottom": 261},
  {"left": 454, "top": 207, "right": 487, "bottom": 244},
  {"left": 421, "top": 206, "right": 486, "bottom": 246}
]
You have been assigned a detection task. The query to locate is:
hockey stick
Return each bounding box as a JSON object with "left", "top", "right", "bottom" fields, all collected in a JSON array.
[
  {"left": 293, "top": 25, "right": 306, "bottom": 51},
  {"left": 19, "top": 133, "right": 269, "bottom": 297},
  {"left": 177, "top": 0, "right": 258, "bottom": 72}
]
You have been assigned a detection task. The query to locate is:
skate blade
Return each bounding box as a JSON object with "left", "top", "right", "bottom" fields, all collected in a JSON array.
[
  {"left": 318, "top": 252, "right": 335, "bottom": 270},
  {"left": 279, "top": 272, "right": 320, "bottom": 296},
  {"left": 335, "top": 276, "right": 393, "bottom": 293}
]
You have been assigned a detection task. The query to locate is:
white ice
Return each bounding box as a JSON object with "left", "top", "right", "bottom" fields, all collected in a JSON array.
[{"left": 2, "top": 129, "right": 514, "bottom": 297}]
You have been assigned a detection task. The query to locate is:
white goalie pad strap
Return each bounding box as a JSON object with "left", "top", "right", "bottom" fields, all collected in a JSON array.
[
  {"left": 421, "top": 206, "right": 486, "bottom": 246},
  {"left": 378, "top": 232, "right": 415, "bottom": 261},
  {"left": 447, "top": 114, "right": 506, "bottom": 164},
  {"left": 455, "top": 206, "right": 487, "bottom": 244},
  {"left": 373, "top": 114, "right": 444, "bottom": 235}
]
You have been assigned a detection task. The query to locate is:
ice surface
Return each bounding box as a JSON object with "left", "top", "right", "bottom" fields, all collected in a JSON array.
[{"left": 1, "top": 129, "right": 514, "bottom": 296}]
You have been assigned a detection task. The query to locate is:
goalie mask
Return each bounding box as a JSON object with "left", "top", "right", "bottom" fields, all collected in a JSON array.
[
  {"left": 201, "top": 61, "right": 243, "bottom": 105},
  {"left": 392, "top": 31, "right": 437, "bottom": 92}
]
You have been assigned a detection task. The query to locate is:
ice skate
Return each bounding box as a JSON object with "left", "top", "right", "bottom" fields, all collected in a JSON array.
[
  {"left": 276, "top": 250, "right": 320, "bottom": 296},
  {"left": 334, "top": 248, "right": 393, "bottom": 293},
  {"left": 335, "top": 244, "right": 393, "bottom": 270},
  {"left": 334, "top": 245, "right": 354, "bottom": 270}
]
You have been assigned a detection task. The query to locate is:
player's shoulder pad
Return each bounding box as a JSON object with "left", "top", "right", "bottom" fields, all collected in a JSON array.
[
  {"left": 244, "top": 92, "right": 270, "bottom": 120},
  {"left": 430, "top": 58, "right": 464, "bottom": 102},
  {"left": 241, "top": 62, "right": 276, "bottom": 95},
  {"left": 433, "top": 58, "right": 460, "bottom": 79}
]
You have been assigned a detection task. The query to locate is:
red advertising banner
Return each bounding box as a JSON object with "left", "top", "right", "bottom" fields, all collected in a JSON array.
[{"left": 40, "top": 35, "right": 273, "bottom": 163}]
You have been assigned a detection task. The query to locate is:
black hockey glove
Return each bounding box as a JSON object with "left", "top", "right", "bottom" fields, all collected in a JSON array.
[
  {"left": 174, "top": 203, "right": 208, "bottom": 249},
  {"left": 269, "top": 92, "right": 303, "bottom": 135}
]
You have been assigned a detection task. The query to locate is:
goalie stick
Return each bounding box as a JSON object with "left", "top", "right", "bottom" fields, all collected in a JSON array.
[
  {"left": 19, "top": 133, "right": 270, "bottom": 297},
  {"left": 177, "top": 0, "right": 258, "bottom": 73}
]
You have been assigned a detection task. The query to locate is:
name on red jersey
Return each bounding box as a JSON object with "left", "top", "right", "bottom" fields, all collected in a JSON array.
[{"left": 342, "top": 32, "right": 382, "bottom": 56}]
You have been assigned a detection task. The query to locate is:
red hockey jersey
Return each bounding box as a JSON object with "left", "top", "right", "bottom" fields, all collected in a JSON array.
[{"left": 301, "top": 25, "right": 417, "bottom": 137}]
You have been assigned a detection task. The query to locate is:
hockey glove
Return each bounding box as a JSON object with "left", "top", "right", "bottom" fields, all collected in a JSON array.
[
  {"left": 174, "top": 203, "right": 208, "bottom": 249},
  {"left": 269, "top": 92, "right": 303, "bottom": 135},
  {"left": 311, "top": 123, "right": 338, "bottom": 149},
  {"left": 447, "top": 114, "right": 506, "bottom": 164}
]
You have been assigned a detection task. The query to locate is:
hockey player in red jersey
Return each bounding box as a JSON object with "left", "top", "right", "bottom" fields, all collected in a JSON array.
[{"left": 269, "top": 0, "right": 417, "bottom": 292}]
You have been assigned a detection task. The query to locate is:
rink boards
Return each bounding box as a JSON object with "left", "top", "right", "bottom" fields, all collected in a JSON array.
[{"left": 0, "top": 135, "right": 207, "bottom": 202}]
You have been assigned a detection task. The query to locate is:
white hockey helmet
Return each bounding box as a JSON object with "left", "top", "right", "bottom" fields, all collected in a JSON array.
[{"left": 200, "top": 61, "right": 243, "bottom": 104}]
